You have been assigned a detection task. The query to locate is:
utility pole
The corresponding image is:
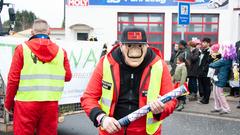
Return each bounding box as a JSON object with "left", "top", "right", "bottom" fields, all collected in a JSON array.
[{"left": 0, "top": 0, "right": 3, "bottom": 32}]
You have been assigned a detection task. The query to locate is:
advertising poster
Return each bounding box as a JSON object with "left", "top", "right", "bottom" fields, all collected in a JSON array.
[
  {"left": 66, "top": 0, "right": 229, "bottom": 9},
  {"left": 0, "top": 37, "right": 103, "bottom": 104}
]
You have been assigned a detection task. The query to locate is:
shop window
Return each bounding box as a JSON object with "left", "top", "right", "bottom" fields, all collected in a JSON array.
[
  {"left": 203, "top": 14, "right": 218, "bottom": 22},
  {"left": 149, "top": 34, "right": 163, "bottom": 42},
  {"left": 77, "top": 33, "right": 88, "bottom": 41},
  {"left": 149, "top": 24, "right": 163, "bottom": 32},
  {"left": 118, "top": 13, "right": 165, "bottom": 53},
  {"left": 204, "top": 24, "right": 218, "bottom": 32},
  {"left": 134, "top": 24, "right": 148, "bottom": 32},
  {"left": 172, "top": 14, "right": 219, "bottom": 45},
  {"left": 149, "top": 14, "right": 164, "bottom": 22},
  {"left": 134, "top": 14, "right": 148, "bottom": 22},
  {"left": 119, "top": 13, "right": 134, "bottom": 22}
]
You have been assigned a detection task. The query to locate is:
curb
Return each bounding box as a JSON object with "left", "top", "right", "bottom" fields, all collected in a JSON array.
[{"left": 179, "top": 109, "right": 240, "bottom": 120}]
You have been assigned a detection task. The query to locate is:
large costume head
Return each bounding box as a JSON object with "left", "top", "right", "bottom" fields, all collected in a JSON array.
[{"left": 120, "top": 27, "right": 148, "bottom": 67}]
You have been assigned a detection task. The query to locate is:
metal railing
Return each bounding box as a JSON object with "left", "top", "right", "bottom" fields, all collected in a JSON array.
[
  {"left": 59, "top": 103, "right": 83, "bottom": 115},
  {"left": 0, "top": 73, "right": 13, "bottom": 132}
]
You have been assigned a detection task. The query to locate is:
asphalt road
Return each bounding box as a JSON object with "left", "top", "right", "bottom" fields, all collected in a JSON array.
[
  {"left": 2, "top": 111, "right": 240, "bottom": 135},
  {"left": 58, "top": 111, "right": 240, "bottom": 135},
  {"left": 58, "top": 112, "right": 98, "bottom": 135},
  {"left": 162, "top": 111, "right": 240, "bottom": 135}
]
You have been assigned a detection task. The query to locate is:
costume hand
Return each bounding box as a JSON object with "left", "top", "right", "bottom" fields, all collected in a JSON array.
[
  {"left": 149, "top": 96, "right": 165, "bottom": 114},
  {"left": 4, "top": 107, "right": 13, "bottom": 115},
  {"left": 101, "top": 116, "right": 121, "bottom": 134}
]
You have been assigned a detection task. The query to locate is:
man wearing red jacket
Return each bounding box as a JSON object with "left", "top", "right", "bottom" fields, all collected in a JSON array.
[
  {"left": 81, "top": 27, "right": 177, "bottom": 135},
  {"left": 4, "top": 19, "right": 72, "bottom": 135}
]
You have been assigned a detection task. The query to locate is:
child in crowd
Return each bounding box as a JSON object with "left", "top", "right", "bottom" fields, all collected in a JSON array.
[
  {"left": 208, "top": 44, "right": 222, "bottom": 82},
  {"left": 210, "top": 44, "right": 222, "bottom": 62},
  {"left": 209, "top": 43, "right": 237, "bottom": 115},
  {"left": 172, "top": 55, "right": 188, "bottom": 111}
]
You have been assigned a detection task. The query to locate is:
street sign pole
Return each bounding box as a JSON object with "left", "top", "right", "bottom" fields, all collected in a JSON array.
[{"left": 181, "top": 25, "right": 185, "bottom": 40}]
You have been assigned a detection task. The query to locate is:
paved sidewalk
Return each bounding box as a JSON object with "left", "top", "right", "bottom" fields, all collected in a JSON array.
[{"left": 180, "top": 95, "right": 240, "bottom": 120}]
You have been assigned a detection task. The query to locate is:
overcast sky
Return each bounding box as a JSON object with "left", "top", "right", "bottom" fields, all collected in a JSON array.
[{"left": 1, "top": 0, "right": 64, "bottom": 28}]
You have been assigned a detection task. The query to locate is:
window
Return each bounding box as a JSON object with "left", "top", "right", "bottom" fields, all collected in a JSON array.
[
  {"left": 118, "top": 13, "right": 165, "bottom": 53},
  {"left": 77, "top": 33, "right": 88, "bottom": 41},
  {"left": 172, "top": 14, "right": 219, "bottom": 45}
]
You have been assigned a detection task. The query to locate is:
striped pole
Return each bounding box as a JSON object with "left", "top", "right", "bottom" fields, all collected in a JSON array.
[{"left": 118, "top": 84, "right": 189, "bottom": 126}]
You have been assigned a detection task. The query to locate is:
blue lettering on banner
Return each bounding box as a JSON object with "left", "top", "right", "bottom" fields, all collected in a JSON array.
[{"left": 88, "top": 0, "right": 210, "bottom": 6}]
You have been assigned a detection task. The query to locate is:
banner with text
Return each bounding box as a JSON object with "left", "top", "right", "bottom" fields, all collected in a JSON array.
[
  {"left": 0, "top": 37, "right": 103, "bottom": 104},
  {"left": 66, "top": 0, "right": 229, "bottom": 9}
]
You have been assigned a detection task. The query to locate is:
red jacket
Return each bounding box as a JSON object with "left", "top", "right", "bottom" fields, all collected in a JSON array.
[
  {"left": 4, "top": 38, "right": 72, "bottom": 111},
  {"left": 81, "top": 45, "right": 177, "bottom": 135}
]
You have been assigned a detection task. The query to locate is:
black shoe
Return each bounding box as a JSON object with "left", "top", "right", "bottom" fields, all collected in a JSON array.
[
  {"left": 237, "top": 102, "right": 240, "bottom": 109},
  {"left": 197, "top": 100, "right": 209, "bottom": 104},
  {"left": 210, "top": 109, "right": 221, "bottom": 113},
  {"left": 188, "top": 94, "right": 197, "bottom": 101},
  {"left": 176, "top": 104, "right": 184, "bottom": 111}
]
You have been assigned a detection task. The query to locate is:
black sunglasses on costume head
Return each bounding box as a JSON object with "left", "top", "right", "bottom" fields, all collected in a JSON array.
[{"left": 122, "top": 43, "right": 147, "bottom": 48}]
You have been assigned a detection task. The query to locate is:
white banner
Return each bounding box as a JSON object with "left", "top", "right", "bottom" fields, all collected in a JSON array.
[{"left": 0, "top": 37, "right": 103, "bottom": 104}]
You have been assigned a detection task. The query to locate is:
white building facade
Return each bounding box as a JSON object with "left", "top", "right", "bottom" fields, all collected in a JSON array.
[{"left": 65, "top": 0, "right": 240, "bottom": 60}]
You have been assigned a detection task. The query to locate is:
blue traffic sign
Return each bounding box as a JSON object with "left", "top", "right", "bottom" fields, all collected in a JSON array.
[{"left": 178, "top": 2, "right": 190, "bottom": 25}]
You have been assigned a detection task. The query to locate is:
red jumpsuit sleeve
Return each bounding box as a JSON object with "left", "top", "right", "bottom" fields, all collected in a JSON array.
[
  {"left": 159, "top": 60, "right": 177, "bottom": 120},
  {"left": 81, "top": 57, "right": 104, "bottom": 116},
  {"left": 63, "top": 49, "right": 72, "bottom": 82},
  {"left": 4, "top": 45, "right": 23, "bottom": 111}
]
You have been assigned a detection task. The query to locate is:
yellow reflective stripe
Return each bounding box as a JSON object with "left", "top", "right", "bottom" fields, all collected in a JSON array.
[
  {"left": 100, "top": 57, "right": 114, "bottom": 115},
  {"left": 101, "top": 103, "right": 110, "bottom": 114},
  {"left": 20, "top": 74, "right": 64, "bottom": 80},
  {"left": 16, "top": 91, "right": 62, "bottom": 101},
  {"left": 19, "top": 79, "right": 64, "bottom": 87},
  {"left": 101, "top": 97, "right": 112, "bottom": 107},
  {"left": 146, "top": 60, "right": 163, "bottom": 135},
  {"left": 147, "top": 60, "right": 162, "bottom": 103},
  {"left": 147, "top": 118, "right": 163, "bottom": 125},
  {"left": 18, "top": 86, "right": 64, "bottom": 92}
]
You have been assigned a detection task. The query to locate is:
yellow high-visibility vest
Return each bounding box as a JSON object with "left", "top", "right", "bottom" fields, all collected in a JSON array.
[
  {"left": 100, "top": 56, "right": 163, "bottom": 134},
  {"left": 15, "top": 43, "right": 65, "bottom": 101}
]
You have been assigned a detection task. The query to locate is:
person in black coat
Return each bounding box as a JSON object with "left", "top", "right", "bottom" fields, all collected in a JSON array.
[
  {"left": 187, "top": 40, "right": 201, "bottom": 101},
  {"left": 170, "top": 43, "right": 179, "bottom": 75},
  {"left": 197, "top": 37, "right": 212, "bottom": 104}
]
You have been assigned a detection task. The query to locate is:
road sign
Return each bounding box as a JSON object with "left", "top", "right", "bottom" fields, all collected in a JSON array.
[{"left": 178, "top": 2, "right": 190, "bottom": 25}]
